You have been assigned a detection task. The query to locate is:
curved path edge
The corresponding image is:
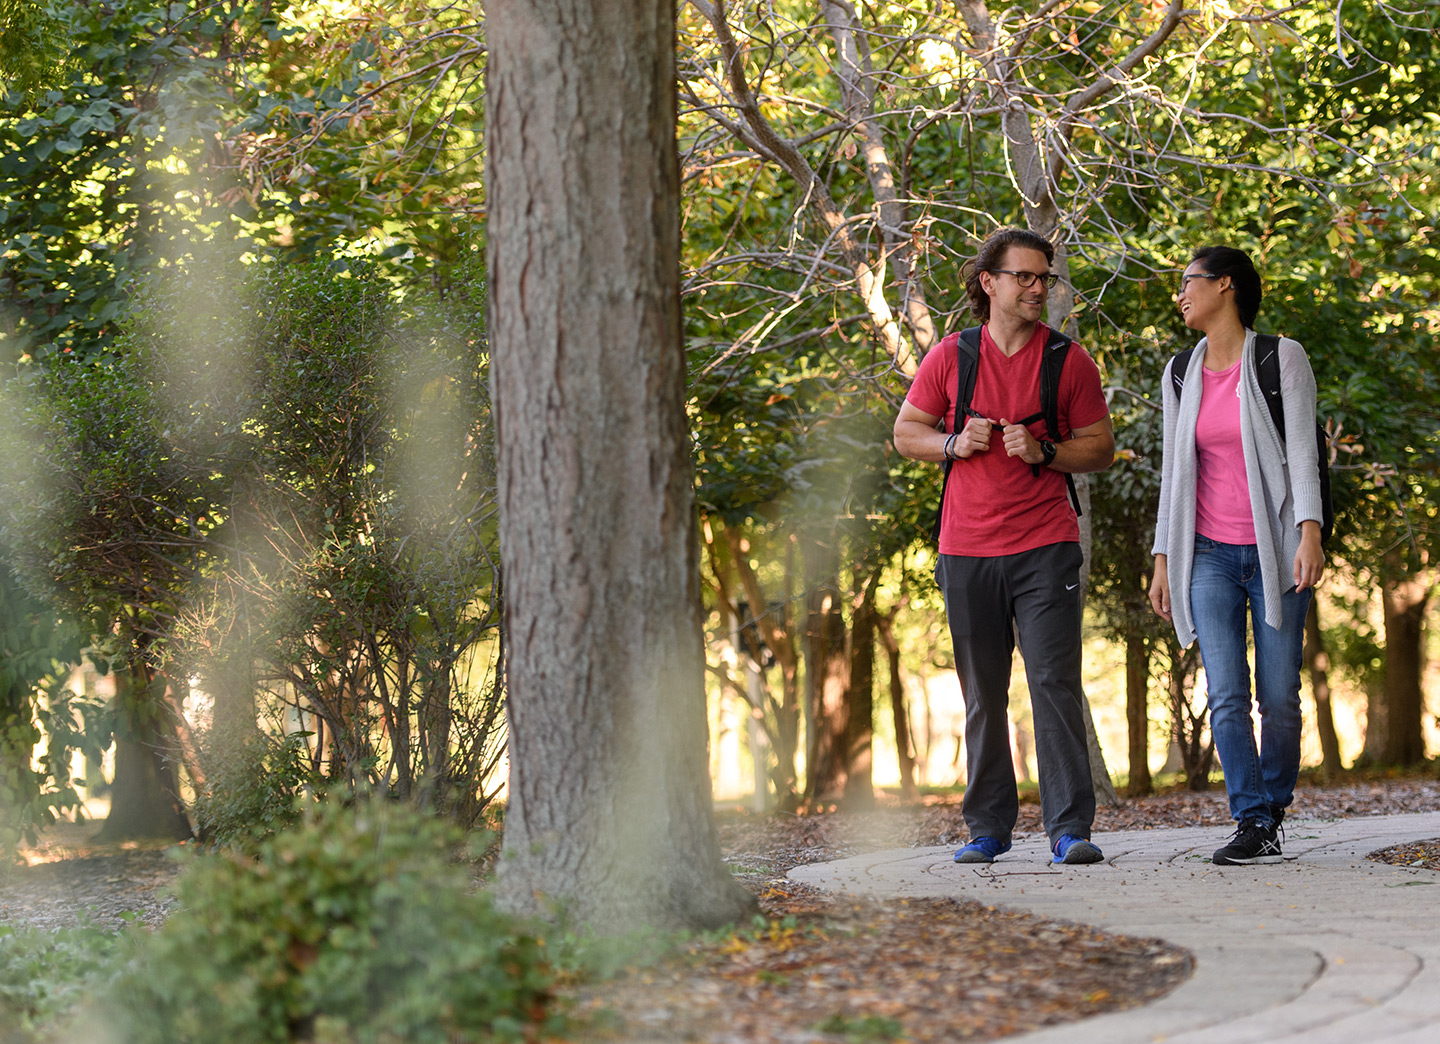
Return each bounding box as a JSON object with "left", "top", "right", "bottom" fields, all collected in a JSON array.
[{"left": 788, "top": 811, "right": 1440, "bottom": 1044}]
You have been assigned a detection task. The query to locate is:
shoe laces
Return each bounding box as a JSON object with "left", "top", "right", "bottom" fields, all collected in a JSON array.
[
  {"left": 1231, "top": 821, "right": 1272, "bottom": 844},
  {"left": 965, "top": 836, "right": 1005, "bottom": 857}
]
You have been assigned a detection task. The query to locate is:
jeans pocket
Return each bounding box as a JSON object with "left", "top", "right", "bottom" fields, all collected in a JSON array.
[{"left": 1195, "top": 535, "right": 1218, "bottom": 554}]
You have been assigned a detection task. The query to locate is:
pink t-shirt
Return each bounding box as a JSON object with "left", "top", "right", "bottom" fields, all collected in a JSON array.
[
  {"left": 905, "top": 323, "right": 1109, "bottom": 557},
  {"left": 1194, "top": 359, "right": 1257, "bottom": 543}
]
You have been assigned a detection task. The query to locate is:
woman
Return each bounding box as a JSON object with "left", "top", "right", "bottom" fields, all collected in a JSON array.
[{"left": 1149, "top": 246, "right": 1326, "bottom": 865}]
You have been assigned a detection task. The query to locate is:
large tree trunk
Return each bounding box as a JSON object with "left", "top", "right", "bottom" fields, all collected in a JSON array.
[
  {"left": 96, "top": 664, "right": 191, "bottom": 843},
  {"left": 1366, "top": 568, "right": 1431, "bottom": 766},
  {"left": 1303, "top": 598, "right": 1343, "bottom": 778},
  {"left": 489, "top": 0, "right": 756, "bottom": 932}
]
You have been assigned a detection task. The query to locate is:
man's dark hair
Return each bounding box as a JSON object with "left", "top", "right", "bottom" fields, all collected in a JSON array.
[
  {"left": 1190, "top": 246, "right": 1262, "bottom": 329},
  {"left": 962, "top": 227, "right": 1056, "bottom": 322}
]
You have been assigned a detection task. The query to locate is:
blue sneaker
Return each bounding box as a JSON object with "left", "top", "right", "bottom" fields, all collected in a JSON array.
[
  {"left": 954, "top": 837, "right": 1011, "bottom": 864},
  {"left": 1051, "top": 834, "right": 1103, "bottom": 864}
]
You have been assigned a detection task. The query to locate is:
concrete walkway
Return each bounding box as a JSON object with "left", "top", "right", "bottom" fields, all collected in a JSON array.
[{"left": 789, "top": 811, "right": 1440, "bottom": 1043}]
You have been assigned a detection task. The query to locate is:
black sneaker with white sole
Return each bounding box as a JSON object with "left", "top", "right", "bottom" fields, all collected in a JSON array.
[{"left": 1212, "top": 821, "right": 1282, "bottom": 865}]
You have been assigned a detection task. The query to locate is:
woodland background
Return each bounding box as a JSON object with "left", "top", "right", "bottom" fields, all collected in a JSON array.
[{"left": 0, "top": 0, "right": 1437, "bottom": 855}]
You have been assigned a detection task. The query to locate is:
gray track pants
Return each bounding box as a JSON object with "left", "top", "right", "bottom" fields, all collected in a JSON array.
[{"left": 936, "top": 542, "right": 1096, "bottom": 846}]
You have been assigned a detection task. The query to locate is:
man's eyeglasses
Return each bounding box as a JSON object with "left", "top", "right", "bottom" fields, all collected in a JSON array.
[
  {"left": 990, "top": 269, "right": 1059, "bottom": 289},
  {"left": 1179, "top": 272, "right": 1222, "bottom": 292}
]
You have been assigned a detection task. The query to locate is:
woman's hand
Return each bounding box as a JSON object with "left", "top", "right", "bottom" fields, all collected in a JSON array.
[
  {"left": 1294, "top": 520, "right": 1325, "bottom": 592},
  {"left": 1149, "top": 555, "right": 1172, "bottom": 621}
]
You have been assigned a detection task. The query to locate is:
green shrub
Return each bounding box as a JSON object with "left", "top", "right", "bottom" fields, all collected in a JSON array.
[
  {"left": 104, "top": 798, "right": 556, "bottom": 1044},
  {"left": 0, "top": 921, "right": 126, "bottom": 1037},
  {"left": 189, "top": 729, "right": 316, "bottom": 852}
]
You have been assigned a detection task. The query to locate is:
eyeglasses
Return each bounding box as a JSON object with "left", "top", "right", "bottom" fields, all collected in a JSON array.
[
  {"left": 1179, "top": 272, "right": 1223, "bottom": 292},
  {"left": 990, "top": 269, "right": 1059, "bottom": 290}
]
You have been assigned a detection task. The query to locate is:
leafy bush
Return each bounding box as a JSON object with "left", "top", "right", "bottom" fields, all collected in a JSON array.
[
  {"left": 189, "top": 728, "right": 317, "bottom": 851},
  {"left": 103, "top": 798, "right": 556, "bottom": 1044},
  {"left": 0, "top": 921, "right": 126, "bottom": 1038}
]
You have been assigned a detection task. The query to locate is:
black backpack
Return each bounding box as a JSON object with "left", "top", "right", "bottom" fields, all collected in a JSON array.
[
  {"left": 930, "top": 325, "right": 1079, "bottom": 542},
  {"left": 1169, "top": 333, "right": 1334, "bottom": 544}
]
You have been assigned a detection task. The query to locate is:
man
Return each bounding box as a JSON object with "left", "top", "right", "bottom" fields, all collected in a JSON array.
[{"left": 893, "top": 227, "right": 1114, "bottom": 865}]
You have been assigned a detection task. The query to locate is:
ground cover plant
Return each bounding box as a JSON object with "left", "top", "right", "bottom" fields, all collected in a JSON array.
[{"left": 3, "top": 798, "right": 557, "bottom": 1044}]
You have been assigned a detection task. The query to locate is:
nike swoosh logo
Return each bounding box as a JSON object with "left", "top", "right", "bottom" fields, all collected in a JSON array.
[{"left": 1065, "top": 582, "right": 1079, "bottom": 591}]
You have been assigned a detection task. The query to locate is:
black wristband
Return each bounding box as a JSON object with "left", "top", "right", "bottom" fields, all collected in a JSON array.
[{"left": 1039, "top": 439, "right": 1057, "bottom": 467}]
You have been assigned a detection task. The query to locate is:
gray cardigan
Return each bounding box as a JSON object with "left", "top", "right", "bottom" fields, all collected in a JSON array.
[{"left": 1151, "top": 330, "right": 1324, "bottom": 647}]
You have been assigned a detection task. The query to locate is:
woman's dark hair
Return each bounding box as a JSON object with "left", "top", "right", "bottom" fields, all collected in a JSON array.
[
  {"left": 1191, "top": 246, "right": 1262, "bottom": 328},
  {"left": 962, "top": 227, "right": 1055, "bottom": 321}
]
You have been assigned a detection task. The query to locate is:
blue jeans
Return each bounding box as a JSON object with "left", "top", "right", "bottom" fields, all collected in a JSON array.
[{"left": 1189, "top": 536, "right": 1310, "bottom": 827}]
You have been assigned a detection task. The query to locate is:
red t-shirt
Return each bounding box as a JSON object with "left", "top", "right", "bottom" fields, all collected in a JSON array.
[{"left": 905, "top": 323, "right": 1109, "bottom": 557}]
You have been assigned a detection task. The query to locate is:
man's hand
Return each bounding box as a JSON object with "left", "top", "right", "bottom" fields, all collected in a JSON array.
[
  {"left": 1000, "top": 418, "right": 1044, "bottom": 465},
  {"left": 954, "top": 414, "right": 995, "bottom": 458}
]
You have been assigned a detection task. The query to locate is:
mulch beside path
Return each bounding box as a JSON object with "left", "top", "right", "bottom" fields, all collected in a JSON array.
[
  {"left": 2, "top": 773, "right": 1437, "bottom": 1043},
  {"left": 563, "top": 896, "right": 1192, "bottom": 1044}
]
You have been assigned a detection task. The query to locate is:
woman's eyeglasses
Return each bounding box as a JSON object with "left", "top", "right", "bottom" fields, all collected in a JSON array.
[
  {"left": 1179, "top": 272, "right": 1222, "bottom": 292},
  {"left": 990, "top": 269, "right": 1059, "bottom": 289}
]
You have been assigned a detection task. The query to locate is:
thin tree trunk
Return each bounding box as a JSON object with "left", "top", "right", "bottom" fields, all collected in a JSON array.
[
  {"left": 1167, "top": 642, "right": 1212, "bottom": 791},
  {"left": 161, "top": 682, "right": 206, "bottom": 795},
  {"left": 877, "top": 611, "right": 919, "bottom": 802},
  {"left": 745, "top": 665, "right": 771, "bottom": 812},
  {"left": 841, "top": 575, "right": 878, "bottom": 811},
  {"left": 1125, "top": 632, "right": 1153, "bottom": 797},
  {"left": 805, "top": 603, "right": 850, "bottom": 803},
  {"left": 804, "top": 540, "right": 850, "bottom": 803},
  {"left": 1303, "top": 598, "right": 1343, "bottom": 779},
  {"left": 722, "top": 524, "right": 802, "bottom": 809},
  {"left": 489, "top": 0, "right": 755, "bottom": 932}
]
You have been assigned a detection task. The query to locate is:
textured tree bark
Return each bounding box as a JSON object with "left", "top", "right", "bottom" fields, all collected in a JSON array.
[
  {"left": 1370, "top": 570, "right": 1430, "bottom": 766},
  {"left": 488, "top": 0, "right": 757, "bottom": 932}
]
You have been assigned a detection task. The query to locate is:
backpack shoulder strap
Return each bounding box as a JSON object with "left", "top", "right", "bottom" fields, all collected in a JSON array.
[
  {"left": 1169, "top": 346, "right": 1194, "bottom": 402},
  {"left": 1252, "top": 333, "right": 1285, "bottom": 441},
  {"left": 1037, "top": 327, "right": 1072, "bottom": 441},
  {"left": 1036, "top": 328, "right": 1082, "bottom": 518},
  {"left": 955, "top": 326, "right": 981, "bottom": 419},
  {"left": 929, "top": 329, "right": 982, "bottom": 542}
]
